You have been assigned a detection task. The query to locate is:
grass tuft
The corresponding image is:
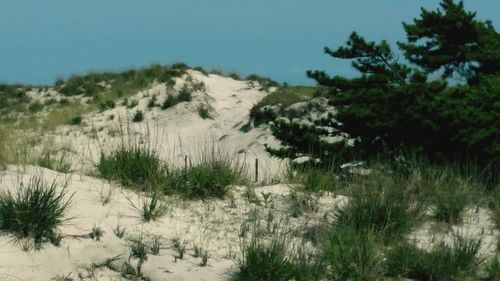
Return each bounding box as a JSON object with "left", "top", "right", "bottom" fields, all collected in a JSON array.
[
  {"left": 229, "top": 238, "right": 294, "bottom": 281},
  {"left": 97, "top": 144, "right": 165, "bottom": 191},
  {"left": 0, "top": 177, "right": 72, "bottom": 250},
  {"left": 385, "top": 236, "right": 483, "bottom": 281}
]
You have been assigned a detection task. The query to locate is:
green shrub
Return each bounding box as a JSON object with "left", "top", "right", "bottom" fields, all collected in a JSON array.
[
  {"left": 0, "top": 177, "right": 72, "bottom": 250},
  {"left": 197, "top": 105, "right": 211, "bottom": 119},
  {"left": 97, "top": 144, "right": 165, "bottom": 191},
  {"left": 161, "top": 95, "right": 177, "bottom": 109},
  {"left": 177, "top": 84, "right": 193, "bottom": 102},
  {"left": 68, "top": 115, "right": 82, "bottom": 125},
  {"left": 323, "top": 226, "right": 382, "bottom": 280},
  {"left": 301, "top": 2, "right": 500, "bottom": 171},
  {"left": 132, "top": 110, "right": 144, "bottom": 122},
  {"left": 28, "top": 101, "right": 44, "bottom": 113},
  {"left": 385, "top": 236, "right": 483, "bottom": 281},
  {"left": 229, "top": 238, "right": 294, "bottom": 281},
  {"left": 249, "top": 88, "right": 307, "bottom": 126}
]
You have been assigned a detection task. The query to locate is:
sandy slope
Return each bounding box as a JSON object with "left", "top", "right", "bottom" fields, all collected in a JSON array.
[{"left": 0, "top": 72, "right": 498, "bottom": 280}]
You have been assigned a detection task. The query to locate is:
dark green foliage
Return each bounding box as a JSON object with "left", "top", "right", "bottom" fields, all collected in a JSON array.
[
  {"left": 398, "top": 0, "right": 500, "bottom": 82},
  {"left": 132, "top": 110, "right": 144, "bottom": 122},
  {"left": 98, "top": 100, "right": 115, "bottom": 111},
  {"left": 68, "top": 115, "right": 82, "bottom": 125},
  {"left": 267, "top": 116, "right": 356, "bottom": 166},
  {"left": 97, "top": 145, "right": 165, "bottom": 191},
  {"left": 177, "top": 84, "right": 193, "bottom": 102},
  {"left": 197, "top": 105, "right": 211, "bottom": 119},
  {"left": 229, "top": 238, "right": 294, "bottom": 281},
  {"left": 0, "top": 177, "right": 72, "bottom": 250},
  {"left": 323, "top": 226, "right": 382, "bottom": 280},
  {"left": 0, "top": 84, "right": 30, "bottom": 116},
  {"left": 28, "top": 101, "right": 44, "bottom": 113},
  {"left": 147, "top": 95, "right": 157, "bottom": 108},
  {"left": 261, "top": 1, "right": 499, "bottom": 177},
  {"left": 161, "top": 95, "right": 177, "bottom": 109},
  {"left": 249, "top": 88, "right": 307, "bottom": 126},
  {"left": 385, "top": 236, "right": 483, "bottom": 281},
  {"left": 486, "top": 256, "right": 500, "bottom": 280}
]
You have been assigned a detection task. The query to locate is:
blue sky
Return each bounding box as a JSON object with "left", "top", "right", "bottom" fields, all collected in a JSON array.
[{"left": 1, "top": 1, "right": 499, "bottom": 85}]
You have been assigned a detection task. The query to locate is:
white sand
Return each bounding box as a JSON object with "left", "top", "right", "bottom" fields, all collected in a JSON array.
[{"left": 0, "top": 71, "right": 497, "bottom": 280}]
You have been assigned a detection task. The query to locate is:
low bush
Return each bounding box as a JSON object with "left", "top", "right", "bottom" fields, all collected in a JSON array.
[{"left": 0, "top": 177, "right": 73, "bottom": 250}]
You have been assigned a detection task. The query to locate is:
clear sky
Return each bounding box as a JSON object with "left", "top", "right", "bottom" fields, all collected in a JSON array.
[{"left": 1, "top": 1, "right": 499, "bottom": 86}]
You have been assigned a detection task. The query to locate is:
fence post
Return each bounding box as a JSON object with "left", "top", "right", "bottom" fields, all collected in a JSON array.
[
  {"left": 255, "top": 158, "right": 259, "bottom": 182},
  {"left": 184, "top": 155, "right": 188, "bottom": 169}
]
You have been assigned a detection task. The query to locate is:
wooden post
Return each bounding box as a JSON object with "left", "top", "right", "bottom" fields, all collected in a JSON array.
[
  {"left": 255, "top": 158, "right": 259, "bottom": 182},
  {"left": 184, "top": 155, "right": 188, "bottom": 169}
]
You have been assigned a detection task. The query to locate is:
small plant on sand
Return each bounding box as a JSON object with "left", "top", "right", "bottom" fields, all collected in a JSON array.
[
  {"left": 200, "top": 249, "right": 210, "bottom": 267},
  {"left": 385, "top": 235, "right": 483, "bottom": 280},
  {"left": 197, "top": 104, "right": 212, "bottom": 119},
  {"left": 0, "top": 177, "right": 73, "bottom": 250},
  {"left": 172, "top": 237, "right": 188, "bottom": 261},
  {"left": 89, "top": 225, "right": 104, "bottom": 241},
  {"left": 129, "top": 192, "right": 168, "bottom": 222},
  {"left": 126, "top": 236, "right": 148, "bottom": 278},
  {"left": 149, "top": 235, "right": 161, "bottom": 255},
  {"left": 132, "top": 110, "right": 144, "bottom": 122},
  {"left": 113, "top": 223, "right": 126, "bottom": 239},
  {"left": 229, "top": 237, "right": 294, "bottom": 281}
]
